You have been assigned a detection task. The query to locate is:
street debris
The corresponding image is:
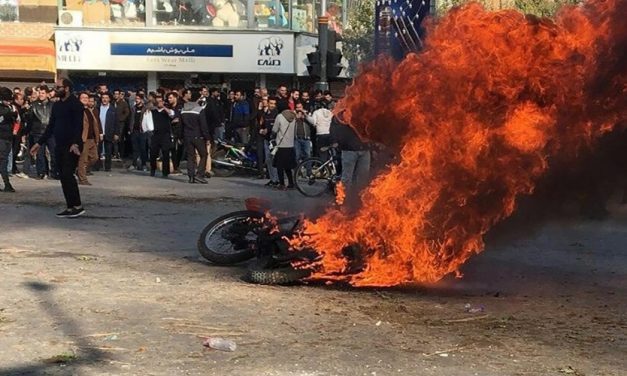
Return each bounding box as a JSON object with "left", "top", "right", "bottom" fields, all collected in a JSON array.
[
  {"left": 558, "top": 366, "right": 582, "bottom": 375},
  {"left": 375, "top": 320, "right": 382, "bottom": 326},
  {"left": 464, "top": 303, "right": 485, "bottom": 313},
  {"left": 423, "top": 346, "right": 467, "bottom": 357},
  {"left": 43, "top": 352, "right": 77, "bottom": 364},
  {"left": 75, "top": 255, "right": 98, "bottom": 262},
  {"left": 443, "top": 315, "right": 489, "bottom": 323},
  {"left": 203, "top": 337, "right": 237, "bottom": 352}
]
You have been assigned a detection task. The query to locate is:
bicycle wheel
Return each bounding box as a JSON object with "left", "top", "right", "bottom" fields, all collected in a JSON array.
[
  {"left": 197, "top": 210, "right": 264, "bottom": 265},
  {"left": 211, "top": 148, "right": 237, "bottom": 177},
  {"left": 294, "top": 158, "right": 333, "bottom": 197}
]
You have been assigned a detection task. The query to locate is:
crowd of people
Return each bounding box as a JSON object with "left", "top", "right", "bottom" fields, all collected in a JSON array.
[{"left": 0, "top": 78, "right": 375, "bottom": 215}]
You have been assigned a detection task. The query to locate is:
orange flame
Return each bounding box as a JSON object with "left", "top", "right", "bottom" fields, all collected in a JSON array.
[
  {"left": 335, "top": 181, "right": 346, "bottom": 206},
  {"left": 293, "top": 0, "right": 626, "bottom": 287}
]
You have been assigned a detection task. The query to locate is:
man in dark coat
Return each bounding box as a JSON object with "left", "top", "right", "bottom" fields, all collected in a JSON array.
[
  {"left": 30, "top": 78, "right": 85, "bottom": 218},
  {"left": 181, "top": 99, "right": 211, "bottom": 184},
  {"left": 149, "top": 95, "right": 175, "bottom": 178},
  {"left": 0, "top": 87, "right": 17, "bottom": 192},
  {"left": 96, "top": 92, "right": 118, "bottom": 172}
]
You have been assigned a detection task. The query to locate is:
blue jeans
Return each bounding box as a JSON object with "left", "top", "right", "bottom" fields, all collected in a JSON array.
[
  {"left": 263, "top": 139, "right": 279, "bottom": 182},
  {"left": 294, "top": 138, "right": 312, "bottom": 162},
  {"left": 214, "top": 126, "right": 225, "bottom": 142},
  {"left": 131, "top": 132, "right": 149, "bottom": 168},
  {"left": 341, "top": 150, "right": 371, "bottom": 192},
  {"left": 33, "top": 135, "right": 58, "bottom": 177}
]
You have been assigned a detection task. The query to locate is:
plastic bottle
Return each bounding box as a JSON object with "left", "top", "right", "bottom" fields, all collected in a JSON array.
[{"left": 204, "top": 337, "right": 237, "bottom": 352}]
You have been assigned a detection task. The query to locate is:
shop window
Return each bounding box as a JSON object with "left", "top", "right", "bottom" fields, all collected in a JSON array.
[
  {"left": 153, "top": 0, "right": 248, "bottom": 28},
  {"left": 6, "top": 0, "right": 57, "bottom": 23},
  {"left": 0, "top": 0, "right": 19, "bottom": 21},
  {"left": 290, "top": 0, "right": 315, "bottom": 33},
  {"left": 289, "top": 0, "right": 344, "bottom": 34},
  {"left": 59, "top": 0, "right": 146, "bottom": 27},
  {"left": 254, "top": 0, "right": 288, "bottom": 29}
]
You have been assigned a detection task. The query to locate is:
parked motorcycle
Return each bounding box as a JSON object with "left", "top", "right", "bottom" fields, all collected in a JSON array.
[{"left": 210, "top": 139, "right": 259, "bottom": 177}]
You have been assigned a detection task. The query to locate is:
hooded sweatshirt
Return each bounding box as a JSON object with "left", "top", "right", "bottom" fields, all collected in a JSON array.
[
  {"left": 181, "top": 102, "right": 211, "bottom": 140},
  {"left": 306, "top": 108, "right": 333, "bottom": 135},
  {"left": 272, "top": 110, "right": 296, "bottom": 148}
]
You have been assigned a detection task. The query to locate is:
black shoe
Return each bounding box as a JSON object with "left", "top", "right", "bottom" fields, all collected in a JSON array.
[
  {"left": 150, "top": 170, "right": 156, "bottom": 177},
  {"left": 56, "top": 207, "right": 85, "bottom": 218},
  {"left": 36, "top": 174, "right": 45, "bottom": 180},
  {"left": 3, "top": 184, "right": 15, "bottom": 193},
  {"left": 194, "top": 176, "right": 208, "bottom": 184},
  {"left": 188, "top": 176, "right": 195, "bottom": 184},
  {"left": 265, "top": 181, "right": 278, "bottom": 187},
  {"left": 86, "top": 171, "right": 93, "bottom": 176},
  {"left": 286, "top": 184, "right": 295, "bottom": 190}
]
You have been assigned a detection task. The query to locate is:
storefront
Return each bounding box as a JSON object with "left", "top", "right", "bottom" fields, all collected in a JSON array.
[
  {"left": 55, "top": 28, "right": 300, "bottom": 91},
  {"left": 55, "top": 0, "right": 348, "bottom": 92}
]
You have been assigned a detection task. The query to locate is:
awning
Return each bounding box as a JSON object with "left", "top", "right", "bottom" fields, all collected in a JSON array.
[{"left": 0, "top": 38, "right": 56, "bottom": 79}]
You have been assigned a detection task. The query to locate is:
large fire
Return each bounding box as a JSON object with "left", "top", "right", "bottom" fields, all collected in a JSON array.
[{"left": 292, "top": 0, "right": 626, "bottom": 287}]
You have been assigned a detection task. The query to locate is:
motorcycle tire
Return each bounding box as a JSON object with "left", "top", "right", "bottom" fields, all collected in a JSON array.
[
  {"left": 198, "top": 210, "right": 264, "bottom": 265},
  {"left": 245, "top": 259, "right": 312, "bottom": 285}
]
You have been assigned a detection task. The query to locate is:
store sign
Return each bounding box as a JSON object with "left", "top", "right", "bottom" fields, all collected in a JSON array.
[
  {"left": 55, "top": 30, "right": 294, "bottom": 74},
  {"left": 256, "top": 37, "right": 285, "bottom": 67}
]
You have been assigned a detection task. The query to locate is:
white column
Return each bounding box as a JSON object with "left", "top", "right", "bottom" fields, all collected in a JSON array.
[
  {"left": 147, "top": 71, "right": 159, "bottom": 92},
  {"left": 259, "top": 74, "right": 267, "bottom": 88}
]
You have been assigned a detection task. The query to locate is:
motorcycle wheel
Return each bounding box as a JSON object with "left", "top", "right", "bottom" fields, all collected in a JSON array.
[
  {"left": 211, "top": 148, "right": 237, "bottom": 177},
  {"left": 294, "top": 158, "right": 333, "bottom": 197},
  {"left": 245, "top": 259, "right": 312, "bottom": 285},
  {"left": 198, "top": 210, "right": 264, "bottom": 265}
]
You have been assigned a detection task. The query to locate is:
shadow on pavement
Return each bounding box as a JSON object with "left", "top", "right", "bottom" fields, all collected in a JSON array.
[{"left": 0, "top": 282, "right": 108, "bottom": 376}]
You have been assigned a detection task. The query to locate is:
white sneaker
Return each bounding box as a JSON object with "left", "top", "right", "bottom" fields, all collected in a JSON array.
[{"left": 15, "top": 172, "right": 29, "bottom": 179}]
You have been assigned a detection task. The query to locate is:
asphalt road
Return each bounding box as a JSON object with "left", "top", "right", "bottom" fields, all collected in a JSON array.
[{"left": 0, "top": 170, "right": 625, "bottom": 376}]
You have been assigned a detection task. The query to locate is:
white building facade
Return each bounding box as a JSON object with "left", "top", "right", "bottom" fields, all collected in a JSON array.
[{"left": 55, "top": 0, "right": 347, "bottom": 92}]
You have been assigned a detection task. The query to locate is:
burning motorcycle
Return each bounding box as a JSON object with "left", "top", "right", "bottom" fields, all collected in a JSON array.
[{"left": 197, "top": 198, "right": 318, "bottom": 284}]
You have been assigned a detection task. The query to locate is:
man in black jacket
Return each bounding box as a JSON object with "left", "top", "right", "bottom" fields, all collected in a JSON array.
[
  {"left": 149, "top": 95, "right": 175, "bottom": 177},
  {"left": 27, "top": 85, "right": 56, "bottom": 179},
  {"left": 30, "top": 78, "right": 85, "bottom": 218},
  {"left": 0, "top": 87, "right": 17, "bottom": 192},
  {"left": 204, "top": 88, "right": 223, "bottom": 176},
  {"left": 181, "top": 99, "right": 211, "bottom": 184},
  {"left": 113, "top": 89, "right": 130, "bottom": 160}
]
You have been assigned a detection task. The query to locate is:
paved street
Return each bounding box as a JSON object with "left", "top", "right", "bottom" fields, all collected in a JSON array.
[{"left": 0, "top": 171, "right": 626, "bottom": 376}]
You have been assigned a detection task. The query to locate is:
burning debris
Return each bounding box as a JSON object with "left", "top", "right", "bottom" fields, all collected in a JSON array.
[{"left": 291, "top": 0, "right": 626, "bottom": 287}]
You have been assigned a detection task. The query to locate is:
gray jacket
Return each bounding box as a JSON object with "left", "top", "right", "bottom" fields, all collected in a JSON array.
[{"left": 272, "top": 110, "right": 296, "bottom": 148}]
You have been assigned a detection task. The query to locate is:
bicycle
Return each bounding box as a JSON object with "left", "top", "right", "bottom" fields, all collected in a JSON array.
[{"left": 294, "top": 143, "right": 342, "bottom": 197}]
